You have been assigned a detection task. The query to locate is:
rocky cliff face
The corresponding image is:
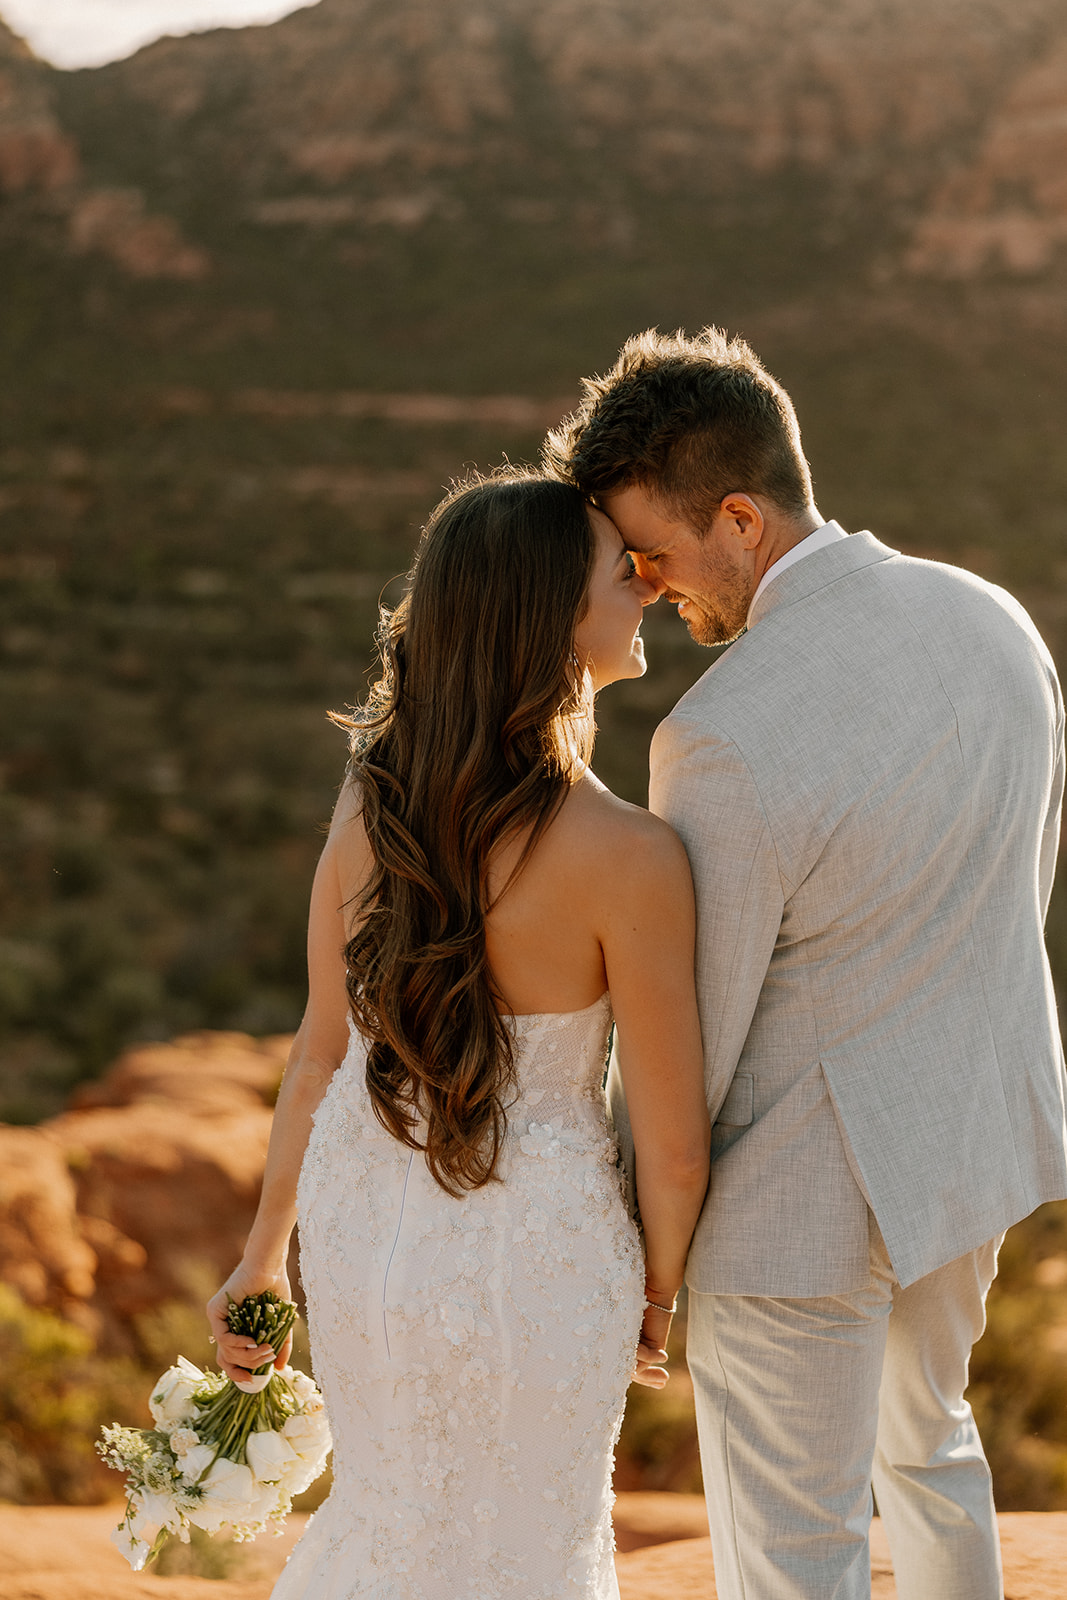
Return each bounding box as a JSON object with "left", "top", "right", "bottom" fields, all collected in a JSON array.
[
  {"left": 78, "top": 0, "right": 1059, "bottom": 186},
  {"left": 907, "top": 32, "right": 1067, "bottom": 276},
  {"left": 0, "top": 23, "right": 77, "bottom": 195},
  {"left": 11, "top": 0, "right": 1065, "bottom": 285},
  {"left": 0, "top": 17, "right": 208, "bottom": 277}
]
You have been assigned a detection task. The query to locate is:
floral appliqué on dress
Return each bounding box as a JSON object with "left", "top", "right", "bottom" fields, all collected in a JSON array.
[{"left": 275, "top": 994, "right": 644, "bottom": 1600}]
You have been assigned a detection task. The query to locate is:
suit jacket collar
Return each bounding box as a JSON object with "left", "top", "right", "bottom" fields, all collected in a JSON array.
[{"left": 747, "top": 530, "right": 898, "bottom": 630}]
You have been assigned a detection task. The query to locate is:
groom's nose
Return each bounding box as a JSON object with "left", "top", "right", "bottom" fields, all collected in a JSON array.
[{"left": 632, "top": 552, "right": 668, "bottom": 599}]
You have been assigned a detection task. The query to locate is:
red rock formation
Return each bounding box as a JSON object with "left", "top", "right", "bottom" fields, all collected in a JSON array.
[
  {"left": 0, "top": 1032, "right": 291, "bottom": 1350},
  {"left": 10, "top": 0, "right": 1067, "bottom": 286},
  {"left": 0, "top": 1127, "right": 95, "bottom": 1324},
  {"left": 96, "top": 0, "right": 1061, "bottom": 206},
  {"left": 67, "top": 188, "right": 211, "bottom": 279},
  {"left": 0, "top": 122, "right": 78, "bottom": 193}
]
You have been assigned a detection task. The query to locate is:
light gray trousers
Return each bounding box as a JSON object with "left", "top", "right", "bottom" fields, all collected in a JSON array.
[{"left": 687, "top": 1221, "right": 1003, "bottom": 1600}]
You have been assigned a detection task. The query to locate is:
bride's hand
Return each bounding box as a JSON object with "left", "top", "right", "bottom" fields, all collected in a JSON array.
[
  {"left": 631, "top": 1302, "right": 673, "bottom": 1389},
  {"left": 206, "top": 1262, "right": 293, "bottom": 1384}
]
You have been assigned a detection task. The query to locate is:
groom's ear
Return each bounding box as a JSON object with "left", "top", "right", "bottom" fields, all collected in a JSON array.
[{"left": 717, "top": 493, "right": 764, "bottom": 550}]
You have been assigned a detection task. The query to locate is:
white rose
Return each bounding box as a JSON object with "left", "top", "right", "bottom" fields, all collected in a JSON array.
[
  {"left": 253, "top": 1478, "right": 288, "bottom": 1523},
  {"left": 282, "top": 1409, "right": 332, "bottom": 1463},
  {"left": 278, "top": 1451, "right": 322, "bottom": 1498},
  {"left": 283, "top": 1368, "right": 321, "bottom": 1406},
  {"left": 149, "top": 1357, "right": 206, "bottom": 1426},
  {"left": 200, "top": 1457, "right": 257, "bottom": 1512},
  {"left": 110, "top": 1522, "right": 151, "bottom": 1572},
  {"left": 246, "top": 1428, "right": 298, "bottom": 1484},
  {"left": 185, "top": 1498, "right": 227, "bottom": 1535},
  {"left": 177, "top": 1442, "right": 216, "bottom": 1484},
  {"left": 129, "top": 1488, "right": 182, "bottom": 1543},
  {"left": 187, "top": 1455, "right": 278, "bottom": 1534}
]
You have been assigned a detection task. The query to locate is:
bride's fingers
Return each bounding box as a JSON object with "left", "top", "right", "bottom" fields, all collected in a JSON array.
[
  {"left": 631, "top": 1361, "right": 669, "bottom": 1389},
  {"left": 636, "top": 1339, "right": 668, "bottom": 1361},
  {"left": 216, "top": 1332, "right": 276, "bottom": 1368},
  {"left": 205, "top": 1276, "right": 293, "bottom": 1377},
  {"left": 220, "top": 1358, "right": 268, "bottom": 1384}
]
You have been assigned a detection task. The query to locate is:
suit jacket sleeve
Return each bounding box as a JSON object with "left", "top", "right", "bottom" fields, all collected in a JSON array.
[
  {"left": 649, "top": 710, "right": 785, "bottom": 1120},
  {"left": 1039, "top": 675, "right": 1065, "bottom": 923}
]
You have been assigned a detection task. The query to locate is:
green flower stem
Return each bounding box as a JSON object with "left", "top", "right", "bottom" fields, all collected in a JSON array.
[
  {"left": 121, "top": 1499, "right": 170, "bottom": 1568},
  {"left": 225, "top": 1291, "right": 299, "bottom": 1380},
  {"left": 191, "top": 1370, "right": 300, "bottom": 1473}
]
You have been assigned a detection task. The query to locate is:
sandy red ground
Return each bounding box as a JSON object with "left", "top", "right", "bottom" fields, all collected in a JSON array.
[{"left": 1, "top": 1497, "right": 1064, "bottom": 1598}]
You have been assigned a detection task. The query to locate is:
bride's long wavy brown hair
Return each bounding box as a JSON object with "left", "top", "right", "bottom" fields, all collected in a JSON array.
[{"left": 332, "top": 471, "right": 597, "bottom": 1196}]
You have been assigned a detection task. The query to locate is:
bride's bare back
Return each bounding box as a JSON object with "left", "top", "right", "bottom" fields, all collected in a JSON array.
[
  {"left": 484, "top": 771, "right": 670, "bottom": 1016},
  {"left": 329, "top": 767, "right": 691, "bottom": 1024}
]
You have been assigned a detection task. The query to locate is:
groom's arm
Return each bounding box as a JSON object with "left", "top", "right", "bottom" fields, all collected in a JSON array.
[{"left": 649, "top": 712, "right": 784, "bottom": 1120}]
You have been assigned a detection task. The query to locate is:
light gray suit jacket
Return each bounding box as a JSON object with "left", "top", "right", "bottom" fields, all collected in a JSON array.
[{"left": 612, "top": 531, "right": 1067, "bottom": 1295}]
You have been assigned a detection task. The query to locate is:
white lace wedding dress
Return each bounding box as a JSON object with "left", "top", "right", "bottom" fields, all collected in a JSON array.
[{"left": 272, "top": 992, "right": 645, "bottom": 1600}]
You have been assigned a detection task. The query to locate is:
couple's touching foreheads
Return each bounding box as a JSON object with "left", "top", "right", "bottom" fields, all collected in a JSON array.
[{"left": 208, "top": 328, "right": 1067, "bottom": 1600}]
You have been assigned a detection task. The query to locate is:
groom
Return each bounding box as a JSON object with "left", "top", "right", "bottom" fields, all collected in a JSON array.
[{"left": 545, "top": 328, "right": 1067, "bottom": 1600}]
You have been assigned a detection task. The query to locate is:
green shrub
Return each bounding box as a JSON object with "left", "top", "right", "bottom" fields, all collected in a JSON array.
[
  {"left": 970, "top": 1200, "right": 1067, "bottom": 1510},
  {"left": 0, "top": 1285, "right": 143, "bottom": 1503}
]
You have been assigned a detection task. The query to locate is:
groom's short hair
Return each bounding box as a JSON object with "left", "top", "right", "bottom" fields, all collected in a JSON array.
[{"left": 543, "top": 327, "right": 814, "bottom": 531}]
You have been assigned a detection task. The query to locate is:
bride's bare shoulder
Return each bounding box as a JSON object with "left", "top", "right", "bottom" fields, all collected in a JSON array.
[{"left": 560, "top": 771, "right": 692, "bottom": 886}]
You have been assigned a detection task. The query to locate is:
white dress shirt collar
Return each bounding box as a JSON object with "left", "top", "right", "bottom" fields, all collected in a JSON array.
[{"left": 747, "top": 520, "right": 848, "bottom": 626}]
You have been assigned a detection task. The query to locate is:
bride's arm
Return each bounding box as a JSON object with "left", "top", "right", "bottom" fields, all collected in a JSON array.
[
  {"left": 599, "top": 811, "right": 710, "bottom": 1387},
  {"left": 207, "top": 785, "right": 369, "bottom": 1382}
]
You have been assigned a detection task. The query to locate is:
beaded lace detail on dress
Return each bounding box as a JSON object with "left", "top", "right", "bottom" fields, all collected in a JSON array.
[{"left": 273, "top": 993, "right": 644, "bottom": 1600}]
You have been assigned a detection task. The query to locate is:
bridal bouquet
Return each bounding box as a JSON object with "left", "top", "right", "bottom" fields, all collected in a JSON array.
[{"left": 98, "top": 1292, "right": 331, "bottom": 1571}]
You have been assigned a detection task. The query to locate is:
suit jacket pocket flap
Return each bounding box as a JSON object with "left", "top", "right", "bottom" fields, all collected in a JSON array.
[{"left": 716, "top": 1072, "right": 754, "bottom": 1127}]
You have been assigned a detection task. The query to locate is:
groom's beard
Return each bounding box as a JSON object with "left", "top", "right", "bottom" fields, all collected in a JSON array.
[{"left": 668, "top": 555, "right": 751, "bottom": 646}]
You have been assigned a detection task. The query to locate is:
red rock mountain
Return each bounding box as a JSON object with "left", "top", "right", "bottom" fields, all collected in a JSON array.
[{"left": 4, "top": 0, "right": 1067, "bottom": 284}]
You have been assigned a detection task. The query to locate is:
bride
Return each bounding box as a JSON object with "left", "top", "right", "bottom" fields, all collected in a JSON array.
[{"left": 207, "top": 471, "right": 710, "bottom": 1598}]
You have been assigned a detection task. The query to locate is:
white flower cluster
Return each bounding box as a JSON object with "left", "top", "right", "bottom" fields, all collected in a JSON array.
[{"left": 99, "top": 1355, "right": 331, "bottom": 1571}]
